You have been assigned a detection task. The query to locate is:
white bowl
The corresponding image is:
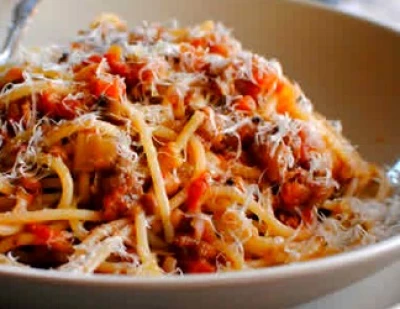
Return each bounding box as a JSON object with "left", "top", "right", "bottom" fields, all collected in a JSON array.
[
  {"left": 0, "top": 0, "right": 399, "bottom": 308},
  {"left": 0, "top": 236, "right": 399, "bottom": 309}
]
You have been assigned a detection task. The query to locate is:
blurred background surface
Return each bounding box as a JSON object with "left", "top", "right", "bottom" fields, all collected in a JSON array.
[
  {"left": 319, "top": 0, "right": 400, "bottom": 30},
  {"left": 0, "top": 0, "right": 399, "bottom": 39}
]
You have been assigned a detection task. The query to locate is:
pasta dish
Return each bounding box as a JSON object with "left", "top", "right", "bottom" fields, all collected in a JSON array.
[{"left": 0, "top": 15, "right": 398, "bottom": 275}]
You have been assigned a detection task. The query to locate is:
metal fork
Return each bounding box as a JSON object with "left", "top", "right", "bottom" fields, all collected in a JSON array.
[{"left": 0, "top": 0, "right": 41, "bottom": 65}]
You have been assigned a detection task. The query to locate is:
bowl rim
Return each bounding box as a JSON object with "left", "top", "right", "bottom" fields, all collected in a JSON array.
[
  {"left": 292, "top": 0, "right": 400, "bottom": 35},
  {"left": 0, "top": 0, "right": 399, "bottom": 289},
  {"left": 0, "top": 234, "right": 398, "bottom": 288}
]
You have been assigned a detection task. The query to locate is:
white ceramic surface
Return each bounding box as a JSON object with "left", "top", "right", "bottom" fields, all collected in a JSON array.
[{"left": 0, "top": 1, "right": 399, "bottom": 308}]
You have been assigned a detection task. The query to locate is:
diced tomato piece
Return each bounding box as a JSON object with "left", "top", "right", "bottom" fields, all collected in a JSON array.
[
  {"left": 233, "top": 95, "right": 256, "bottom": 112},
  {"left": 111, "top": 61, "right": 131, "bottom": 78},
  {"left": 276, "top": 209, "right": 301, "bottom": 229},
  {"left": 235, "top": 64, "right": 278, "bottom": 99},
  {"left": 252, "top": 65, "right": 277, "bottom": 89},
  {"left": 105, "top": 45, "right": 130, "bottom": 77},
  {"left": 73, "top": 63, "right": 98, "bottom": 79},
  {"left": 301, "top": 207, "right": 315, "bottom": 225},
  {"left": 86, "top": 54, "right": 103, "bottom": 63},
  {"left": 26, "top": 224, "right": 71, "bottom": 252},
  {"left": 185, "top": 259, "right": 216, "bottom": 274},
  {"left": 39, "top": 90, "right": 62, "bottom": 115},
  {"left": 3, "top": 67, "right": 24, "bottom": 85},
  {"left": 275, "top": 80, "right": 302, "bottom": 119},
  {"left": 210, "top": 44, "right": 229, "bottom": 57},
  {"left": 61, "top": 98, "right": 83, "bottom": 118},
  {"left": 91, "top": 77, "right": 125, "bottom": 100},
  {"left": 104, "top": 45, "right": 143, "bottom": 84},
  {"left": 20, "top": 177, "right": 41, "bottom": 195},
  {"left": 105, "top": 45, "right": 123, "bottom": 63},
  {"left": 27, "top": 224, "right": 52, "bottom": 243},
  {"left": 190, "top": 38, "right": 208, "bottom": 49},
  {"left": 187, "top": 172, "right": 209, "bottom": 213},
  {"left": 139, "top": 68, "right": 154, "bottom": 83},
  {"left": 234, "top": 79, "right": 260, "bottom": 99},
  {"left": 280, "top": 181, "right": 311, "bottom": 209},
  {"left": 38, "top": 90, "right": 82, "bottom": 119},
  {"left": 127, "top": 63, "right": 145, "bottom": 85}
]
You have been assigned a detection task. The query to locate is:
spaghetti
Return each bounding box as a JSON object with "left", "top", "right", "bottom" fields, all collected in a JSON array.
[{"left": 0, "top": 14, "right": 398, "bottom": 275}]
